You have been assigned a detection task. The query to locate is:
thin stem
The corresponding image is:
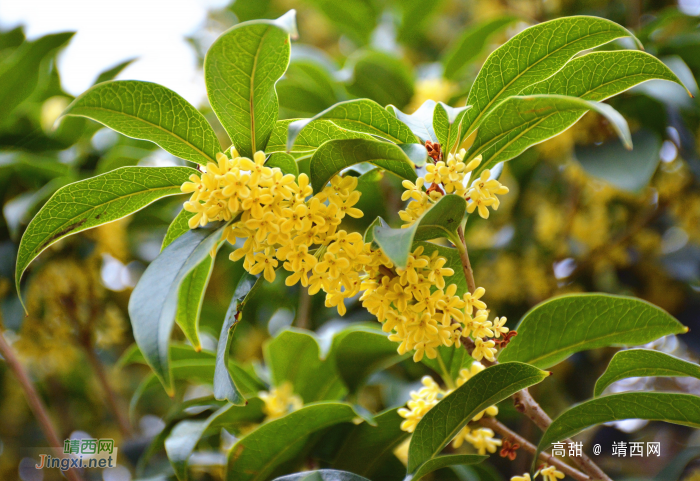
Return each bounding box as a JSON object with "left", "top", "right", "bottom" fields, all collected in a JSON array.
[
  {"left": 455, "top": 226, "right": 476, "bottom": 293},
  {"left": 83, "top": 345, "right": 133, "bottom": 437},
  {"left": 479, "top": 417, "right": 590, "bottom": 481},
  {"left": 296, "top": 288, "right": 311, "bottom": 329},
  {"left": 436, "top": 355, "right": 455, "bottom": 390},
  {"left": 0, "top": 332, "right": 84, "bottom": 481}
]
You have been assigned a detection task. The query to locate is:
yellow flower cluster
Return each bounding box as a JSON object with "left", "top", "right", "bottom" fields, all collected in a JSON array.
[
  {"left": 511, "top": 465, "right": 565, "bottom": 481},
  {"left": 398, "top": 364, "right": 501, "bottom": 453},
  {"left": 258, "top": 381, "right": 302, "bottom": 421},
  {"left": 399, "top": 149, "right": 509, "bottom": 224}
]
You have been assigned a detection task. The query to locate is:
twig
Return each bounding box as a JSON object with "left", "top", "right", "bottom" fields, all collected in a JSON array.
[
  {"left": 455, "top": 224, "right": 612, "bottom": 481},
  {"left": 296, "top": 288, "right": 311, "bottom": 329},
  {"left": 479, "top": 417, "right": 590, "bottom": 481},
  {"left": 83, "top": 344, "right": 133, "bottom": 437},
  {"left": 0, "top": 331, "right": 84, "bottom": 481}
]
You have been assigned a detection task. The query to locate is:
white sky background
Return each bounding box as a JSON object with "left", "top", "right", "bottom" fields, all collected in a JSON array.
[{"left": 0, "top": 0, "right": 230, "bottom": 107}]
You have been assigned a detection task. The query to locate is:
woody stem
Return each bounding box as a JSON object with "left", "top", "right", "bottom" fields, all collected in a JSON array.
[
  {"left": 479, "top": 417, "right": 590, "bottom": 481},
  {"left": 0, "top": 331, "right": 84, "bottom": 481},
  {"left": 456, "top": 227, "right": 611, "bottom": 481}
]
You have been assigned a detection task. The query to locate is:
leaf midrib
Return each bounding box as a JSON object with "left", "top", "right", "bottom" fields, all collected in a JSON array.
[
  {"left": 465, "top": 28, "right": 624, "bottom": 137},
  {"left": 69, "top": 106, "right": 216, "bottom": 163}
]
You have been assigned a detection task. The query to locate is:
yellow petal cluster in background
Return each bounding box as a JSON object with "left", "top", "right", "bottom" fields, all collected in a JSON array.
[{"left": 258, "top": 381, "right": 303, "bottom": 421}]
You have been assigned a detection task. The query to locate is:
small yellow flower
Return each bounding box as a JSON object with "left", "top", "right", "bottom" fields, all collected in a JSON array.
[
  {"left": 463, "top": 286, "right": 487, "bottom": 315},
  {"left": 540, "top": 466, "right": 565, "bottom": 481},
  {"left": 472, "top": 337, "right": 497, "bottom": 362},
  {"left": 511, "top": 474, "right": 531, "bottom": 481},
  {"left": 258, "top": 381, "right": 303, "bottom": 421}
]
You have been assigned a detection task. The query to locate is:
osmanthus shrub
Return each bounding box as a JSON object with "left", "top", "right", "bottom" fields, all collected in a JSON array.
[{"left": 14, "top": 9, "right": 700, "bottom": 481}]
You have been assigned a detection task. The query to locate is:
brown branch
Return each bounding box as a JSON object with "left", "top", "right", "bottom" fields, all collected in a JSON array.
[
  {"left": 479, "top": 417, "right": 590, "bottom": 481},
  {"left": 296, "top": 288, "right": 311, "bottom": 329},
  {"left": 456, "top": 226, "right": 476, "bottom": 293},
  {"left": 0, "top": 332, "right": 84, "bottom": 481}
]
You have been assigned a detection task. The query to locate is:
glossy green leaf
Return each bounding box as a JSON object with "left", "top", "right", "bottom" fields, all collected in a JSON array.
[
  {"left": 442, "top": 16, "right": 520, "bottom": 80},
  {"left": 467, "top": 94, "right": 631, "bottom": 171},
  {"left": 214, "top": 272, "right": 263, "bottom": 405},
  {"left": 166, "top": 399, "right": 265, "bottom": 480},
  {"left": 277, "top": 58, "right": 342, "bottom": 119},
  {"left": 332, "top": 408, "right": 409, "bottom": 478},
  {"left": 594, "top": 349, "right": 700, "bottom": 397},
  {"left": 575, "top": 129, "right": 662, "bottom": 192},
  {"left": 411, "top": 455, "right": 488, "bottom": 481},
  {"left": 535, "top": 393, "right": 700, "bottom": 472},
  {"left": 266, "top": 152, "right": 299, "bottom": 176},
  {"left": 408, "top": 362, "right": 549, "bottom": 473},
  {"left": 162, "top": 209, "right": 196, "bottom": 251},
  {"left": 460, "top": 16, "right": 639, "bottom": 141},
  {"left": 433, "top": 103, "right": 471, "bottom": 154},
  {"left": 304, "top": 0, "right": 378, "bottom": 44},
  {"left": 422, "top": 346, "right": 473, "bottom": 387},
  {"left": 176, "top": 257, "right": 214, "bottom": 351},
  {"left": 128, "top": 225, "right": 225, "bottom": 392},
  {"left": 387, "top": 100, "right": 437, "bottom": 144},
  {"left": 226, "top": 402, "right": 365, "bottom": 481},
  {"left": 309, "top": 139, "right": 423, "bottom": 193},
  {"left": 523, "top": 50, "right": 688, "bottom": 100},
  {"left": 265, "top": 329, "right": 347, "bottom": 402},
  {"left": 267, "top": 119, "right": 374, "bottom": 157},
  {"left": 373, "top": 195, "right": 466, "bottom": 268},
  {"left": 345, "top": 50, "right": 414, "bottom": 110},
  {"left": 16, "top": 166, "right": 194, "bottom": 296},
  {"left": 62, "top": 80, "right": 221, "bottom": 165},
  {"left": 0, "top": 31, "right": 74, "bottom": 118},
  {"left": 205, "top": 11, "right": 296, "bottom": 159},
  {"left": 274, "top": 470, "right": 371, "bottom": 481},
  {"left": 364, "top": 216, "right": 388, "bottom": 243},
  {"left": 93, "top": 58, "right": 137, "bottom": 85},
  {"left": 117, "top": 343, "right": 214, "bottom": 368},
  {"left": 287, "top": 99, "right": 419, "bottom": 151},
  {"left": 499, "top": 293, "right": 688, "bottom": 369},
  {"left": 330, "top": 325, "right": 406, "bottom": 393}
]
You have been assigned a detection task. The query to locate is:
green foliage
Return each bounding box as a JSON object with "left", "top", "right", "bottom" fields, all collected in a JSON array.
[
  {"left": 267, "top": 151, "right": 300, "bottom": 176},
  {"left": 345, "top": 50, "right": 415, "bottom": 110},
  {"left": 594, "top": 349, "right": 700, "bottom": 397},
  {"left": 407, "top": 363, "right": 549, "bottom": 473},
  {"left": 499, "top": 294, "right": 688, "bottom": 368},
  {"left": 15, "top": 166, "right": 194, "bottom": 295},
  {"left": 163, "top": 208, "right": 196, "bottom": 250},
  {"left": 175, "top": 257, "right": 214, "bottom": 350},
  {"left": 205, "top": 11, "right": 296, "bottom": 158},
  {"left": 62, "top": 80, "right": 221, "bottom": 165},
  {"left": 387, "top": 100, "right": 437, "bottom": 144},
  {"left": 128, "top": 226, "right": 225, "bottom": 393},
  {"left": 411, "top": 455, "right": 488, "bottom": 481},
  {"left": 433, "top": 102, "right": 471, "bottom": 154},
  {"left": 373, "top": 195, "right": 466, "bottom": 268},
  {"left": 226, "top": 403, "right": 369, "bottom": 481},
  {"left": 421, "top": 345, "right": 473, "bottom": 386},
  {"left": 275, "top": 470, "right": 371, "bottom": 481},
  {"left": 309, "top": 138, "right": 423, "bottom": 193},
  {"left": 267, "top": 119, "right": 373, "bottom": 158},
  {"left": 535, "top": 393, "right": 700, "bottom": 471}
]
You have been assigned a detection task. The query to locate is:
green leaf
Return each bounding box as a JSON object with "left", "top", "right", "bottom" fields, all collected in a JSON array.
[
  {"left": 345, "top": 50, "right": 415, "bottom": 110},
  {"left": 408, "top": 362, "right": 549, "bottom": 473},
  {"left": 467, "top": 94, "right": 631, "bottom": 171},
  {"left": 175, "top": 257, "right": 214, "bottom": 351},
  {"left": 117, "top": 343, "right": 215, "bottom": 368},
  {"left": 274, "top": 470, "right": 371, "bottom": 481},
  {"left": 128, "top": 225, "right": 225, "bottom": 393},
  {"left": 332, "top": 408, "right": 409, "bottom": 479},
  {"left": 411, "top": 455, "right": 488, "bottom": 481},
  {"left": 575, "top": 129, "right": 662, "bottom": 192},
  {"left": 654, "top": 446, "right": 700, "bottom": 481},
  {"left": 523, "top": 50, "right": 689, "bottom": 100},
  {"left": 162, "top": 209, "right": 196, "bottom": 251},
  {"left": 535, "top": 393, "right": 700, "bottom": 472},
  {"left": 364, "top": 216, "right": 388, "bottom": 243},
  {"left": 433, "top": 103, "right": 471, "bottom": 154},
  {"left": 16, "top": 166, "right": 194, "bottom": 297},
  {"left": 62, "top": 80, "right": 221, "bottom": 165},
  {"left": 215, "top": 272, "right": 263, "bottom": 405},
  {"left": 373, "top": 195, "right": 466, "bottom": 268},
  {"left": 460, "top": 16, "right": 639, "bottom": 141},
  {"left": 499, "top": 293, "right": 688, "bottom": 369},
  {"left": 277, "top": 58, "right": 342, "bottom": 119},
  {"left": 422, "top": 346, "right": 473, "bottom": 387},
  {"left": 93, "top": 58, "right": 137, "bottom": 85},
  {"left": 265, "top": 329, "right": 347, "bottom": 402},
  {"left": 387, "top": 100, "right": 437, "bottom": 144},
  {"left": 204, "top": 11, "right": 296, "bottom": 159},
  {"left": 309, "top": 139, "right": 423, "bottom": 193},
  {"left": 267, "top": 119, "right": 374, "bottom": 157},
  {"left": 0, "top": 31, "right": 74, "bottom": 118},
  {"left": 266, "top": 152, "right": 299, "bottom": 177},
  {"left": 226, "top": 402, "right": 365, "bottom": 481},
  {"left": 330, "top": 326, "right": 407, "bottom": 393},
  {"left": 594, "top": 349, "right": 700, "bottom": 397},
  {"left": 304, "top": 0, "right": 379, "bottom": 45},
  {"left": 166, "top": 399, "right": 265, "bottom": 480},
  {"left": 287, "top": 99, "right": 419, "bottom": 151},
  {"left": 442, "top": 16, "right": 521, "bottom": 80}
]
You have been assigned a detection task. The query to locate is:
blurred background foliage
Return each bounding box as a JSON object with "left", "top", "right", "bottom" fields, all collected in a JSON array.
[{"left": 3, "top": 0, "right": 700, "bottom": 480}]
